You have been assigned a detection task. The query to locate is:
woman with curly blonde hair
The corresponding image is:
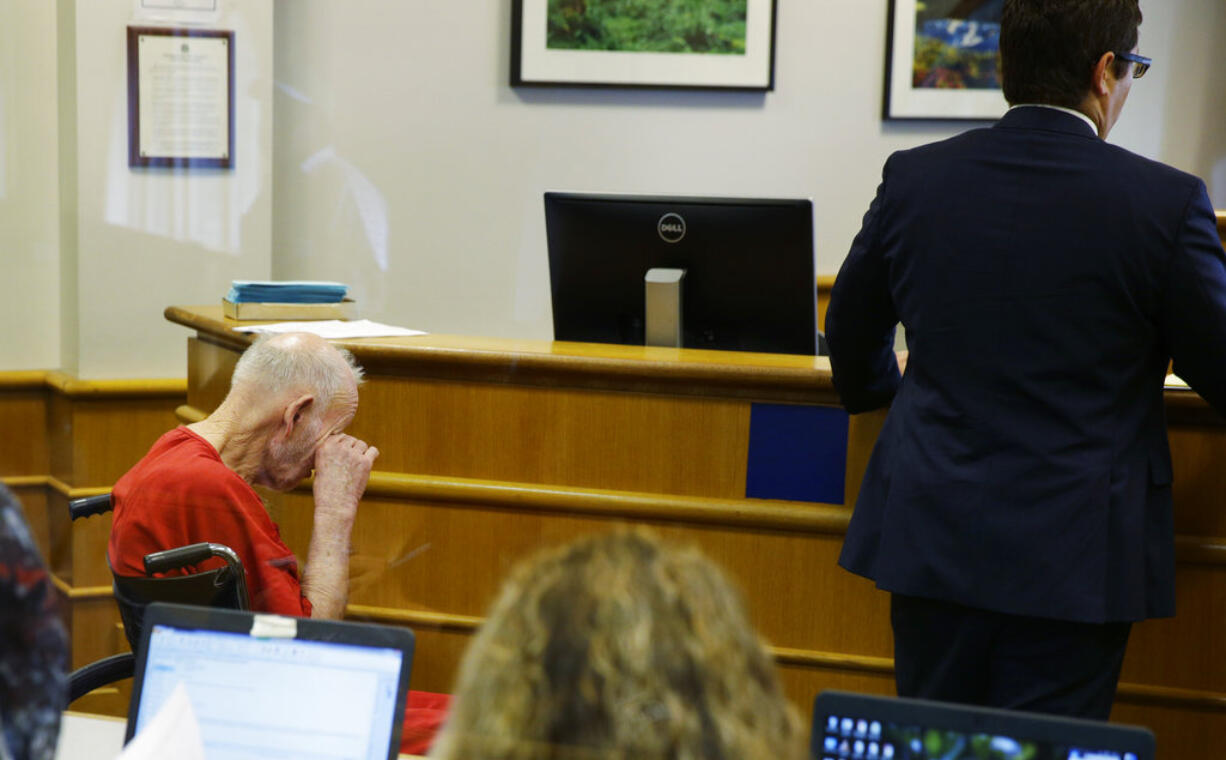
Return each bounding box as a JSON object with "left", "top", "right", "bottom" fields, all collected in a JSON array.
[{"left": 430, "top": 528, "right": 805, "bottom": 760}]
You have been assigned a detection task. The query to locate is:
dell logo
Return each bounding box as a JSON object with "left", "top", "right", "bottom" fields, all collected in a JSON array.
[{"left": 657, "top": 213, "right": 686, "bottom": 243}]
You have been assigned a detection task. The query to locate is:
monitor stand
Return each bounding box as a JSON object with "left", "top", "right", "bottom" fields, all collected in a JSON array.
[{"left": 645, "top": 267, "right": 685, "bottom": 348}]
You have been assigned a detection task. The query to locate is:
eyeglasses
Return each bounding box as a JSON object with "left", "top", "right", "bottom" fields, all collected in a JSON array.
[{"left": 1115, "top": 51, "right": 1152, "bottom": 79}]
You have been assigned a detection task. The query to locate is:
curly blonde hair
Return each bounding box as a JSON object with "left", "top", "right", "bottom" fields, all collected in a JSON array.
[{"left": 430, "top": 528, "right": 805, "bottom": 760}]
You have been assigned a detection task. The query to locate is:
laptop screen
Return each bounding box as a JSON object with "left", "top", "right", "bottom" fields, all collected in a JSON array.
[
  {"left": 129, "top": 606, "right": 412, "bottom": 760},
  {"left": 813, "top": 691, "right": 1153, "bottom": 760}
]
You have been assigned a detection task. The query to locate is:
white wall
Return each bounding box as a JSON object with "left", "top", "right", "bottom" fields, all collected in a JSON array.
[
  {"left": 3, "top": 0, "right": 1223, "bottom": 377},
  {"left": 69, "top": 0, "right": 274, "bottom": 378},
  {"left": 0, "top": 0, "right": 62, "bottom": 371},
  {"left": 0, "top": 0, "right": 273, "bottom": 378},
  {"left": 272, "top": 0, "right": 1226, "bottom": 344},
  {"left": 1133, "top": 0, "right": 1226, "bottom": 206}
]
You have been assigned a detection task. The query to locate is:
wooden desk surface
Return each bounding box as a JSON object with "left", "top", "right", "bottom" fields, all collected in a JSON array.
[
  {"left": 166, "top": 305, "right": 838, "bottom": 405},
  {"left": 166, "top": 304, "right": 1223, "bottom": 424}
]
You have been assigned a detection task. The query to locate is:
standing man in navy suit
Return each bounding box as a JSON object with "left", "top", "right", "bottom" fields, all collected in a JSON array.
[{"left": 826, "top": 0, "right": 1226, "bottom": 719}]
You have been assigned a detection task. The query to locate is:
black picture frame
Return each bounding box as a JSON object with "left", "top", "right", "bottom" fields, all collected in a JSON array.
[
  {"left": 127, "top": 26, "right": 235, "bottom": 168},
  {"left": 511, "top": 0, "right": 777, "bottom": 91}
]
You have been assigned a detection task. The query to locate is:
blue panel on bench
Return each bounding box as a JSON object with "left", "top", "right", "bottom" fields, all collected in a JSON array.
[{"left": 745, "top": 404, "right": 849, "bottom": 504}]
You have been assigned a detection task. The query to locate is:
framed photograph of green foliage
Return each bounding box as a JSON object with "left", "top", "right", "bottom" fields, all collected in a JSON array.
[
  {"left": 884, "top": 0, "right": 1008, "bottom": 120},
  {"left": 511, "top": 0, "right": 777, "bottom": 91}
]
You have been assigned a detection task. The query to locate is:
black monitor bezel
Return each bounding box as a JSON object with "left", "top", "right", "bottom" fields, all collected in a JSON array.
[
  {"left": 544, "top": 191, "right": 817, "bottom": 356},
  {"left": 125, "top": 602, "right": 415, "bottom": 760},
  {"left": 812, "top": 690, "right": 1155, "bottom": 760}
]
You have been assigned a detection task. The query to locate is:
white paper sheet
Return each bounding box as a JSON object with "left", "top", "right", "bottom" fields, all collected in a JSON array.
[
  {"left": 231, "top": 319, "right": 427, "bottom": 339},
  {"left": 117, "top": 683, "right": 204, "bottom": 760},
  {"left": 54, "top": 713, "right": 126, "bottom": 760}
]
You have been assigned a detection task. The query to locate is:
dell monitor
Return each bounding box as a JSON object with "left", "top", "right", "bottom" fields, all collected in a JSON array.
[{"left": 545, "top": 193, "right": 818, "bottom": 356}]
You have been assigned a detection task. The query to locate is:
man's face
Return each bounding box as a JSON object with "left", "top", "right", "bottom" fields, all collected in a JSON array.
[{"left": 261, "top": 383, "right": 359, "bottom": 492}]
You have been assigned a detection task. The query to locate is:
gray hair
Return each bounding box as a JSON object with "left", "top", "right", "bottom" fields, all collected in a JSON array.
[{"left": 230, "top": 333, "right": 364, "bottom": 409}]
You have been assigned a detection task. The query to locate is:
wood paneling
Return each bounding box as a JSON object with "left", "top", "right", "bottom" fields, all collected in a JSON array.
[
  {"left": 163, "top": 304, "right": 1226, "bottom": 759},
  {"left": 273, "top": 476, "right": 1226, "bottom": 684},
  {"left": 1114, "top": 700, "right": 1219, "bottom": 760},
  {"left": 385, "top": 625, "right": 483, "bottom": 697},
  {"left": 844, "top": 408, "right": 887, "bottom": 511},
  {"left": 42, "top": 486, "right": 73, "bottom": 581},
  {"left": 66, "top": 599, "right": 133, "bottom": 717},
  {"left": 346, "top": 604, "right": 903, "bottom": 705},
  {"left": 1169, "top": 424, "right": 1226, "bottom": 536},
  {"left": 20, "top": 298, "right": 1226, "bottom": 758},
  {"left": 0, "top": 371, "right": 185, "bottom": 715},
  {"left": 70, "top": 510, "right": 115, "bottom": 588},
  {"left": 1125, "top": 564, "right": 1226, "bottom": 692},
  {"left": 341, "top": 471, "right": 851, "bottom": 532},
  {"left": 50, "top": 398, "right": 182, "bottom": 486},
  {"left": 0, "top": 388, "right": 49, "bottom": 476},
  {"left": 187, "top": 335, "right": 239, "bottom": 412},
  {"left": 818, "top": 274, "right": 834, "bottom": 333},
  {"left": 42, "top": 372, "right": 184, "bottom": 398},
  {"left": 272, "top": 490, "right": 885, "bottom": 655},
  {"left": 7, "top": 481, "right": 51, "bottom": 562},
  {"left": 353, "top": 377, "right": 754, "bottom": 499}
]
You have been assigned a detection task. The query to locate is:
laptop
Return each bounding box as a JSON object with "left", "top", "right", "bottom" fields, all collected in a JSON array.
[
  {"left": 813, "top": 690, "right": 1154, "bottom": 760},
  {"left": 126, "top": 602, "right": 415, "bottom": 760}
]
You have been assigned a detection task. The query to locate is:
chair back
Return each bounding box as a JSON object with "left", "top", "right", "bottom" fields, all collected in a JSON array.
[{"left": 112, "top": 566, "right": 245, "bottom": 650}]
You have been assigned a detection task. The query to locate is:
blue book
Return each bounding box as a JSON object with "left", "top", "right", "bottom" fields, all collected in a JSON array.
[{"left": 227, "top": 280, "right": 349, "bottom": 304}]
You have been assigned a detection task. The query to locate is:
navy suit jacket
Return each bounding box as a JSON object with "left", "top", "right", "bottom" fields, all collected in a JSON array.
[{"left": 826, "top": 106, "right": 1226, "bottom": 623}]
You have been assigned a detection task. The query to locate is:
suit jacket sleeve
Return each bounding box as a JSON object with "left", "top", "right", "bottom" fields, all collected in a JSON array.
[
  {"left": 1164, "top": 181, "right": 1226, "bottom": 413},
  {"left": 826, "top": 157, "right": 901, "bottom": 413}
]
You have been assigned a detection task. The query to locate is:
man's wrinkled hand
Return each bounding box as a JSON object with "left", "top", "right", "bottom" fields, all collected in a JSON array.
[{"left": 312, "top": 434, "right": 379, "bottom": 519}]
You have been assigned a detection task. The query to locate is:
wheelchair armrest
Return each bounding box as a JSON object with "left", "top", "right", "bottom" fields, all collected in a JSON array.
[
  {"left": 144, "top": 542, "right": 215, "bottom": 575},
  {"left": 68, "top": 652, "right": 135, "bottom": 703},
  {"left": 68, "top": 493, "right": 113, "bottom": 520},
  {"left": 142, "top": 543, "right": 249, "bottom": 610}
]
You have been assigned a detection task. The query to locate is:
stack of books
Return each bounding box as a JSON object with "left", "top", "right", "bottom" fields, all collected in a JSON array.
[{"left": 223, "top": 281, "right": 356, "bottom": 321}]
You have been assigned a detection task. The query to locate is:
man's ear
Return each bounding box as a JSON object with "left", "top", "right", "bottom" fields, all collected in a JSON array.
[
  {"left": 282, "top": 394, "right": 315, "bottom": 436},
  {"left": 1091, "top": 51, "right": 1116, "bottom": 96}
]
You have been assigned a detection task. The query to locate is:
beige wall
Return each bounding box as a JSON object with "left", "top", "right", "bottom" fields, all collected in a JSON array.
[
  {"left": 1138, "top": 0, "right": 1226, "bottom": 200},
  {"left": 0, "top": 0, "right": 273, "bottom": 378},
  {"left": 71, "top": 0, "right": 274, "bottom": 378},
  {"left": 0, "top": 0, "right": 62, "bottom": 371},
  {"left": 271, "top": 0, "right": 1226, "bottom": 345},
  {"left": 2, "top": 0, "right": 1224, "bottom": 377}
]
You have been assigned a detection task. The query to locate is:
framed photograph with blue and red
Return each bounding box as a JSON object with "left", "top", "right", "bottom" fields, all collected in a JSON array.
[
  {"left": 883, "top": 0, "right": 1009, "bottom": 120},
  {"left": 511, "top": 0, "right": 777, "bottom": 91}
]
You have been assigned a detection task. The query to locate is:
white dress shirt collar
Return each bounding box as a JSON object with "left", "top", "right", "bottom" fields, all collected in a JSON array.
[{"left": 1007, "top": 103, "right": 1099, "bottom": 136}]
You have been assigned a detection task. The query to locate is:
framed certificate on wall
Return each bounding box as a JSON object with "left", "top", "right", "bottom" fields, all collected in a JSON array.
[{"left": 127, "top": 26, "right": 235, "bottom": 168}]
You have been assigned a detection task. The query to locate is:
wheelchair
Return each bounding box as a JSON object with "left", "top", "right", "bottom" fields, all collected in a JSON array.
[{"left": 66, "top": 493, "right": 250, "bottom": 702}]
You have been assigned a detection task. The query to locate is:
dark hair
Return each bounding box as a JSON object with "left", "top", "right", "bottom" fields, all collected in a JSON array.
[{"left": 1000, "top": 0, "right": 1142, "bottom": 108}]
